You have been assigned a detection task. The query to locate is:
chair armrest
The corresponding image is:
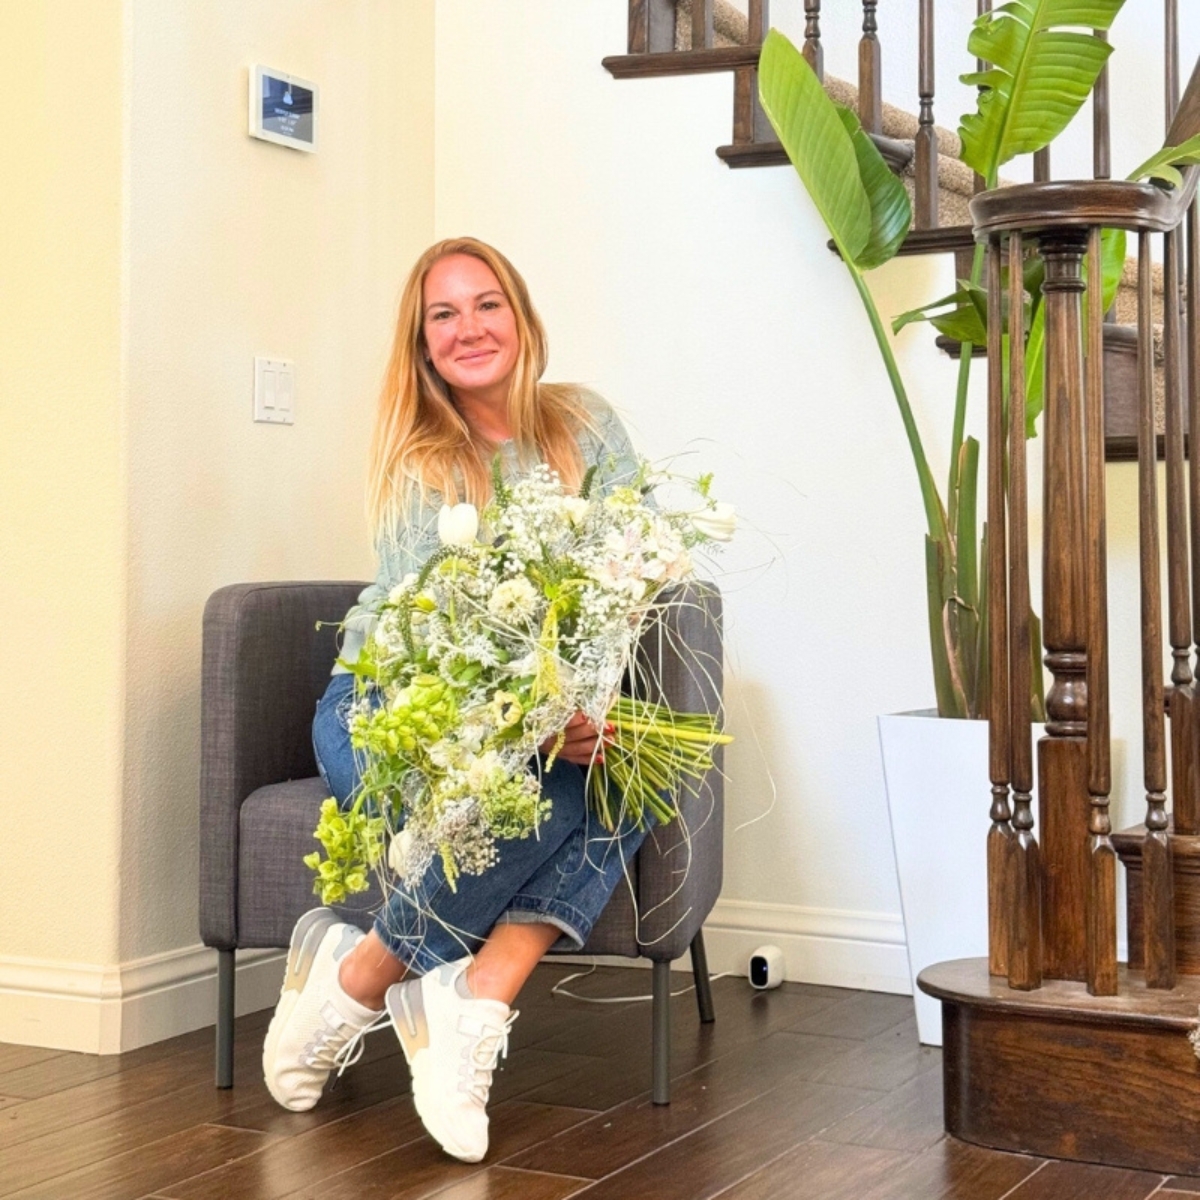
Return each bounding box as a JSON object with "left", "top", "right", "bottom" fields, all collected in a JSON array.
[
  {"left": 200, "top": 581, "right": 365, "bottom": 949},
  {"left": 634, "top": 580, "right": 725, "bottom": 960}
]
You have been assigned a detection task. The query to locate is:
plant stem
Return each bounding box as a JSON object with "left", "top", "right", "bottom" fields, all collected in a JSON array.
[
  {"left": 849, "top": 268, "right": 949, "bottom": 546},
  {"left": 947, "top": 241, "right": 987, "bottom": 530}
]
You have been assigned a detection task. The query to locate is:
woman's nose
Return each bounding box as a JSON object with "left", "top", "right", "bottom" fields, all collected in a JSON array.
[{"left": 458, "top": 311, "right": 482, "bottom": 340}]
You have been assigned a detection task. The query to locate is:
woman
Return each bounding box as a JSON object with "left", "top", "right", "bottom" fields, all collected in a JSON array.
[{"left": 262, "top": 238, "right": 648, "bottom": 1163}]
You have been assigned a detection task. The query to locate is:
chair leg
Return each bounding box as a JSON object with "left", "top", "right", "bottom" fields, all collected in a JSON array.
[
  {"left": 690, "top": 930, "right": 716, "bottom": 1024},
  {"left": 216, "top": 948, "right": 235, "bottom": 1089},
  {"left": 651, "top": 959, "right": 671, "bottom": 1105}
]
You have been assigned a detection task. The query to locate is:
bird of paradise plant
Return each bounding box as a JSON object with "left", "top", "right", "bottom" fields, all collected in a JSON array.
[{"left": 755, "top": 0, "right": 1188, "bottom": 719}]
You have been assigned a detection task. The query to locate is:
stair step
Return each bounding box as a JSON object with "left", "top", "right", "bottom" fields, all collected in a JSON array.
[{"left": 921, "top": 958, "right": 1200, "bottom": 1176}]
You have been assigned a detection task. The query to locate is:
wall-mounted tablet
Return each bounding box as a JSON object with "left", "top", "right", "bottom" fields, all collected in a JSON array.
[{"left": 249, "top": 65, "right": 318, "bottom": 153}]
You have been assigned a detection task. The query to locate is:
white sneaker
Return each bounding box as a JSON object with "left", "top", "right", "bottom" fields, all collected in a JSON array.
[
  {"left": 386, "top": 961, "right": 518, "bottom": 1162},
  {"left": 262, "top": 907, "right": 385, "bottom": 1111}
]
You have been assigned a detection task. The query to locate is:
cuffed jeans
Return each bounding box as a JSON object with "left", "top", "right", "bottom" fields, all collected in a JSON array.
[{"left": 312, "top": 671, "right": 648, "bottom": 974}]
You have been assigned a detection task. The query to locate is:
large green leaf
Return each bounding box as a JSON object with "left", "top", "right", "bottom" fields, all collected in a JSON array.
[
  {"left": 1127, "top": 133, "right": 1200, "bottom": 189},
  {"left": 833, "top": 106, "right": 912, "bottom": 269},
  {"left": 1024, "top": 226, "right": 1125, "bottom": 433},
  {"left": 958, "top": 0, "right": 1125, "bottom": 184},
  {"left": 759, "top": 31, "right": 904, "bottom": 269}
]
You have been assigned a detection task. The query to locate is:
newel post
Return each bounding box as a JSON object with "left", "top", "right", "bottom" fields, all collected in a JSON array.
[{"left": 1037, "top": 229, "right": 1091, "bottom": 983}]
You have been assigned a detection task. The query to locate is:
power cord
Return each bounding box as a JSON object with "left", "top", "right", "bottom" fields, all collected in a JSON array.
[{"left": 551, "top": 960, "right": 734, "bottom": 1004}]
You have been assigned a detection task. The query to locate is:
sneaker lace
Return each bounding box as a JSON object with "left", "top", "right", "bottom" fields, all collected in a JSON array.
[
  {"left": 463, "top": 1009, "right": 519, "bottom": 1105},
  {"left": 305, "top": 1009, "right": 389, "bottom": 1078}
]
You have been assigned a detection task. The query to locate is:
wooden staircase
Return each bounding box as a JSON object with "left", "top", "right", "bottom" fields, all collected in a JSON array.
[
  {"left": 603, "top": 0, "right": 1171, "bottom": 461},
  {"left": 607, "top": 0, "right": 1200, "bottom": 1177}
]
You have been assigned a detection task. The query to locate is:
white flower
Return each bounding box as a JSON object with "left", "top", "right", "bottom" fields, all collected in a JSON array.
[
  {"left": 561, "top": 496, "right": 590, "bottom": 526},
  {"left": 388, "top": 827, "right": 414, "bottom": 875},
  {"left": 437, "top": 503, "right": 479, "bottom": 546},
  {"left": 387, "top": 573, "right": 420, "bottom": 603},
  {"left": 690, "top": 502, "right": 737, "bottom": 543},
  {"left": 487, "top": 577, "right": 539, "bottom": 622}
]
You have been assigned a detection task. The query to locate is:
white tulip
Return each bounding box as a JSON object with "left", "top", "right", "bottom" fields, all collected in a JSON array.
[
  {"left": 437, "top": 502, "right": 479, "bottom": 546},
  {"left": 690, "top": 502, "right": 737, "bottom": 543},
  {"left": 561, "top": 496, "right": 590, "bottom": 526},
  {"left": 388, "top": 828, "right": 414, "bottom": 875}
]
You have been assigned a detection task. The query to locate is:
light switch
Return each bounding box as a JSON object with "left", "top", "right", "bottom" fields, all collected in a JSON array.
[{"left": 254, "top": 357, "right": 295, "bottom": 424}]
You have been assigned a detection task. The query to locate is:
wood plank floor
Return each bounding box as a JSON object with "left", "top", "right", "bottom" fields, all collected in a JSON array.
[{"left": 3, "top": 965, "right": 1199, "bottom": 1199}]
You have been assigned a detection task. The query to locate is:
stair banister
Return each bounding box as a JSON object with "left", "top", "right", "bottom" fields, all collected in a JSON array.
[
  {"left": 986, "top": 236, "right": 1016, "bottom": 980},
  {"left": 803, "top": 0, "right": 822, "bottom": 82},
  {"left": 1005, "top": 230, "right": 1043, "bottom": 989},
  {"left": 915, "top": 0, "right": 938, "bottom": 229},
  {"left": 1084, "top": 225, "right": 1118, "bottom": 996},
  {"left": 858, "top": 2, "right": 881, "bottom": 135}
]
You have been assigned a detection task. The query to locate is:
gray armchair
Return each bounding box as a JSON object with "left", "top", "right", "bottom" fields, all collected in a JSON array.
[{"left": 200, "top": 579, "right": 724, "bottom": 1103}]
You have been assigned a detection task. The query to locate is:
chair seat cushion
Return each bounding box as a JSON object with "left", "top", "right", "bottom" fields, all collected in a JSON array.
[{"left": 237, "top": 778, "right": 381, "bottom": 946}]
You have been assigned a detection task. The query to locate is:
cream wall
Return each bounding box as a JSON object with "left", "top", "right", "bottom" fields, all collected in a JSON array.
[
  {"left": 1, "top": 0, "right": 435, "bottom": 1051},
  {"left": 0, "top": 0, "right": 128, "bottom": 982},
  {"left": 432, "top": 0, "right": 1200, "bottom": 989}
]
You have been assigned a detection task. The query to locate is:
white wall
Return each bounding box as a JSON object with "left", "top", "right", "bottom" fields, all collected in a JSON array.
[
  {"left": 0, "top": 0, "right": 436, "bottom": 1052},
  {"left": 432, "top": 0, "right": 1200, "bottom": 990}
]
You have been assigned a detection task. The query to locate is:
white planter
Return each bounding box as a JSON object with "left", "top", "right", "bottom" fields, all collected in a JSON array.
[{"left": 879, "top": 710, "right": 997, "bottom": 1046}]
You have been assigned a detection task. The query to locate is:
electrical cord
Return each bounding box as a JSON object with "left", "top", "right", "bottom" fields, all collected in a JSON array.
[{"left": 550, "top": 960, "right": 734, "bottom": 1004}]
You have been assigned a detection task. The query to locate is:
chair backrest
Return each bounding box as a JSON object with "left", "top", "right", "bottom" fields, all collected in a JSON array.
[{"left": 200, "top": 580, "right": 365, "bottom": 947}]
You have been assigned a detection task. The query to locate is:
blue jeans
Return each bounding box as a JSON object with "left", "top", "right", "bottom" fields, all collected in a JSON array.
[{"left": 312, "top": 671, "right": 648, "bottom": 974}]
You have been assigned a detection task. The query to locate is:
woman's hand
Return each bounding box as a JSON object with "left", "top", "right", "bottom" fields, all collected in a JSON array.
[{"left": 541, "top": 711, "right": 610, "bottom": 766}]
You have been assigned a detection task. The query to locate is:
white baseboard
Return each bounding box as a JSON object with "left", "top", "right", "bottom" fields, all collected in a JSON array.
[
  {"left": 700, "top": 899, "right": 911, "bottom": 995},
  {"left": 0, "top": 945, "right": 285, "bottom": 1055},
  {"left": 556, "top": 900, "right": 911, "bottom": 996},
  {"left": 0, "top": 902, "right": 910, "bottom": 1054}
]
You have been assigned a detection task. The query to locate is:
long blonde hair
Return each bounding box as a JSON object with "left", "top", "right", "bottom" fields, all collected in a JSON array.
[{"left": 366, "top": 237, "right": 588, "bottom": 538}]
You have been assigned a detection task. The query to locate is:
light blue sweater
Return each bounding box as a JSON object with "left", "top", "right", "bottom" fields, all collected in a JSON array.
[{"left": 334, "top": 389, "right": 642, "bottom": 672}]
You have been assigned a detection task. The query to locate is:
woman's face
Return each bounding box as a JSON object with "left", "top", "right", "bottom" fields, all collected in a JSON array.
[{"left": 421, "top": 253, "right": 520, "bottom": 407}]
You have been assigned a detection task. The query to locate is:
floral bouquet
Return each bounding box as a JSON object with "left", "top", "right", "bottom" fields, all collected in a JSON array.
[{"left": 306, "top": 460, "right": 735, "bottom": 904}]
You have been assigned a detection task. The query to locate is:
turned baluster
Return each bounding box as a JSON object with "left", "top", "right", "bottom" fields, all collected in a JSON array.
[
  {"left": 1164, "top": 227, "right": 1198, "bottom": 836},
  {"left": 733, "top": 0, "right": 772, "bottom": 148},
  {"left": 1038, "top": 228, "right": 1091, "bottom": 983},
  {"left": 1138, "top": 231, "right": 1177, "bottom": 989},
  {"left": 1189, "top": 204, "right": 1200, "bottom": 694},
  {"left": 1093, "top": 32, "right": 1111, "bottom": 180},
  {"left": 1085, "top": 228, "right": 1118, "bottom": 996},
  {"left": 1006, "top": 232, "right": 1043, "bottom": 989},
  {"left": 987, "top": 238, "right": 1015, "bottom": 979},
  {"left": 803, "top": 1, "right": 823, "bottom": 82},
  {"left": 628, "top": 0, "right": 675, "bottom": 55},
  {"left": 692, "top": 0, "right": 713, "bottom": 52},
  {"left": 973, "top": 0, "right": 991, "bottom": 196},
  {"left": 1166, "top": 0, "right": 1179, "bottom": 129},
  {"left": 914, "top": 0, "right": 938, "bottom": 229},
  {"left": 858, "top": 1, "right": 881, "bottom": 135}
]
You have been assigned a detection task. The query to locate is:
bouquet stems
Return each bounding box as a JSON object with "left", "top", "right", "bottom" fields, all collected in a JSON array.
[{"left": 588, "top": 695, "right": 731, "bottom": 831}]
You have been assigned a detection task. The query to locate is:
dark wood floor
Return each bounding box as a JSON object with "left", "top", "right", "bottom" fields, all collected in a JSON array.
[{"left": 2, "top": 965, "right": 1199, "bottom": 1199}]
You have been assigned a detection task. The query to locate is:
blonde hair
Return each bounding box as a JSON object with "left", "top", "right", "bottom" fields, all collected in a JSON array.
[{"left": 366, "top": 237, "right": 588, "bottom": 538}]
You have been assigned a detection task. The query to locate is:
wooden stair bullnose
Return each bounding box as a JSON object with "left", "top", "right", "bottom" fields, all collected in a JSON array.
[
  {"left": 602, "top": 45, "right": 759, "bottom": 79},
  {"left": 919, "top": 957, "right": 1200, "bottom": 1030},
  {"left": 970, "top": 179, "right": 1184, "bottom": 237}
]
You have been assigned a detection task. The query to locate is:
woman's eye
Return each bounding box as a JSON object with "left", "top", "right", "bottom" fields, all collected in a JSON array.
[
  {"left": 430, "top": 310, "right": 452, "bottom": 321},
  {"left": 480, "top": 300, "right": 501, "bottom": 311}
]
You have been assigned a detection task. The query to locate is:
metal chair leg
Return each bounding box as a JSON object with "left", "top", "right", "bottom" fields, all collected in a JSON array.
[
  {"left": 652, "top": 959, "right": 671, "bottom": 1105},
  {"left": 216, "top": 948, "right": 235, "bottom": 1089},
  {"left": 690, "top": 930, "right": 716, "bottom": 1024}
]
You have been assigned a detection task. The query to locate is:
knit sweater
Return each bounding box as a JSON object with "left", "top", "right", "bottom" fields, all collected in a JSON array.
[{"left": 334, "top": 389, "right": 642, "bottom": 672}]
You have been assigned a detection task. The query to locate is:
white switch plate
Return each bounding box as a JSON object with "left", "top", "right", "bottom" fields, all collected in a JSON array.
[{"left": 254, "top": 357, "right": 295, "bottom": 424}]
